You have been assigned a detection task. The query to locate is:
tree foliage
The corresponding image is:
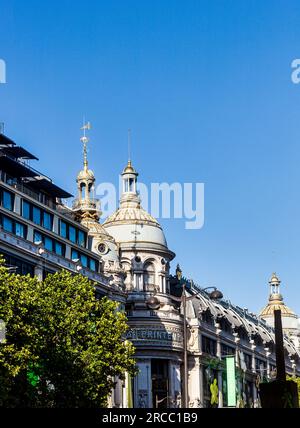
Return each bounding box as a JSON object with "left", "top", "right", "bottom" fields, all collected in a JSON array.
[
  {"left": 0, "top": 260, "right": 136, "bottom": 407},
  {"left": 287, "top": 375, "right": 300, "bottom": 406}
]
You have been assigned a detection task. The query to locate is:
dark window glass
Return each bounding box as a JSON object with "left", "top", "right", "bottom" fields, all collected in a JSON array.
[
  {"left": 54, "top": 241, "right": 64, "bottom": 256},
  {"left": 2, "top": 216, "right": 13, "bottom": 233},
  {"left": 60, "top": 220, "right": 67, "bottom": 238},
  {"left": 0, "top": 251, "right": 35, "bottom": 277},
  {"left": 78, "top": 230, "right": 86, "bottom": 247},
  {"left": 32, "top": 206, "right": 41, "bottom": 225},
  {"left": 15, "top": 222, "right": 26, "bottom": 238},
  {"left": 221, "top": 344, "right": 235, "bottom": 357},
  {"left": 2, "top": 190, "right": 14, "bottom": 211},
  {"left": 81, "top": 254, "right": 88, "bottom": 267},
  {"left": 89, "top": 259, "right": 96, "bottom": 272},
  {"left": 43, "top": 212, "right": 53, "bottom": 231},
  {"left": 69, "top": 226, "right": 76, "bottom": 243},
  {"left": 244, "top": 354, "right": 252, "bottom": 370},
  {"left": 202, "top": 336, "right": 217, "bottom": 356},
  {"left": 71, "top": 249, "right": 79, "bottom": 261},
  {"left": 22, "top": 200, "right": 31, "bottom": 220},
  {"left": 44, "top": 236, "right": 53, "bottom": 252},
  {"left": 34, "top": 230, "right": 43, "bottom": 244}
]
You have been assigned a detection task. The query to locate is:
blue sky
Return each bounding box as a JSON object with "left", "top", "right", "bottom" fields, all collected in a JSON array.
[{"left": 1, "top": 0, "right": 300, "bottom": 314}]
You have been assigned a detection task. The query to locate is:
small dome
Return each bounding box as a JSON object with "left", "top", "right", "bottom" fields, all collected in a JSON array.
[
  {"left": 122, "top": 160, "right": 138, "bottom": 175},
  {"left": 77, "top": 168, "right": 95, "bottom": 181},
  {"left": 269, "top": 273, "right": 281, "bottom": 285}
]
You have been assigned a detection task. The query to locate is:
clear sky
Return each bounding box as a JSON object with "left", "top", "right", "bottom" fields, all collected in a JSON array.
[{"left": 1, "top": 0, "right": 300, "bottom": 315}]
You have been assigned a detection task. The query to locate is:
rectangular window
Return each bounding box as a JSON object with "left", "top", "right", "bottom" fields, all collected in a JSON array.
[
  {"left": 54, "top": 241, "right": 64, "bottom": 256},
  {"left": 43, "top": 212, "right": 53, "bottom": 231},
  {"left": 69, "top": 225, "right": 76, "bottom": 243},
  {"left": 44, "top": 236, "right": 53, "bottom": 252},
  {"left": 202, "top": 336, "right": 217, "bottom": 356},
  {"left": 15, "top": 222, "right": 26, "bottom": 239},
  {"left": 33, "top": 230, "right": 43, "bottom": 244},
  {"left": 2, "top": 190, "right": 14, "bottom": 211},
  {"left": 60, "top": 220, "right": 67, "bottom": 238},
  {"left": 78, "top": 230, "right": 86, "bottom": 247},
  {"left": 244, "top": 354, "right": 252, "bottom": 370},
  {"left": 32, "top": 206, "right": 41, "bottom": 225},
  {"left": 22, "top": 200, "right": 31, "bottom": 220},
  {"left": 81, "top": 254, "right": 88, "bottom": 268},
  {"left": 71, "top": 249, "right": 79, "bottom": 261},
  {"left": 2, "top": 216, "right": 13, "bottom": 233},
  {"left": 89, "top": 259, "right": 96, "bottom": 272}
]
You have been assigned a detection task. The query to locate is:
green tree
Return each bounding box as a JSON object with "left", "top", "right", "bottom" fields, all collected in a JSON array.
[
  {"left": 0, "top": 261, "right": 136, "bottom": 407},
  {"left": 287, "top": 375, "right": 300, "bottom": 406}
]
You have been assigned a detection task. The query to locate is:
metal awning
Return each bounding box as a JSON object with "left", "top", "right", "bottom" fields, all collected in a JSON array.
[
  {"left": 28, "top": 177, "right": 73, "bottom": 198},
  {"left": 216, "top": 304, "right": 243, "bottom": 328},
  {"left": 0, "top": 134, "right": 16, "bottom": 146},
  {"left": 0, "top": 155, "right": 37, "bottom": 177},
  {"left": 0, "top": 146, "right": 38, "bottom": 160}
]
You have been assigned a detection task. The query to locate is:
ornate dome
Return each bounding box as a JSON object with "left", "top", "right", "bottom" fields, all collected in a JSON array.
[
  {"left": 103, "top": 209, "right": 169, "bottom": 251},
  {"left": 103, "top": 160, "right": 173, "bottom": 255},
  {"left": 104, "top": 205, "right": 159, "bottom": 226},
  {"left": 259, "top": 301, "right": 296, "bottom": 318},
  {"left": 77, "top": 168, "right": 95, "bottom": 182},
  {"left": 259, "top": 273, "right": 297, "bottom": 319},
  {"left": 122, "top": 160, "right": 137, "bottom": 175}
]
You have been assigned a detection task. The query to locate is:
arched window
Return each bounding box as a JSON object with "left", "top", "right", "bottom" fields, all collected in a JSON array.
[
  {"left": 122, "top": 262, "right": 132, "bottom": 290},
  {"left": 81, "top": 183, "right": 86, "bottom": 199},
  {"left": 144, "top": 263, "right": 155, "bottom": 290}
]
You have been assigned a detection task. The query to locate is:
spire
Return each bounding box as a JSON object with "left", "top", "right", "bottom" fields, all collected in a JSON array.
[
  {"left": 73, "top": 121, "right": 101, "bottom": 222},
  {"left": 128, "top": 128, "right": 131, "bottom": 163},
  {"left": 119, "top": 129, "right": 140, "bottom": 208},
  {"left": 80, "top": 120, "right": 91, "bottom": 171}
]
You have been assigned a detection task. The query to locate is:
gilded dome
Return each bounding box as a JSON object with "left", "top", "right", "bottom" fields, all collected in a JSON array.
[
  {"left": 104, "top": 206, "right": 159, "bottom": 226},
  {"left": 122, "top": 160, "right": 138, "bottom": 175},
  {"left": 259, "top": 273, "right": 297, "bottom": 319},
  {"left": 77, "top": 168, "right": 95, "bottom": 182},
  {"left": 259, "top": 301, "right": 297, "bottom": 318}
]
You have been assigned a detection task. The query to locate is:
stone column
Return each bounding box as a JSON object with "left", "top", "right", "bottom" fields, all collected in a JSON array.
[
  {"left": 233, "top": 332, "right": 240, "bottom": 407},
  {"left": 113, "top": 376, "right": 123, "bottom": 408},
  {"left": 216, "top": 329, "right": 223, "bottom": 408},
  {"left": 250, "top": 341, "right": 258, "bottom": 404},
  {"left": 34, "top": 264, "right": 43, "bottom": 281},
  {"left": 265, "top": 347, "right": 271, "bottom": 379},
  {"left": 187, "top": 357, "right": 202, "bottom": 408},
  {"left": 169, "top": 360, "right": 181, "bottom": 408},
  {"left": 134, "top": 359, "right": 152, "bottom": 408}
]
